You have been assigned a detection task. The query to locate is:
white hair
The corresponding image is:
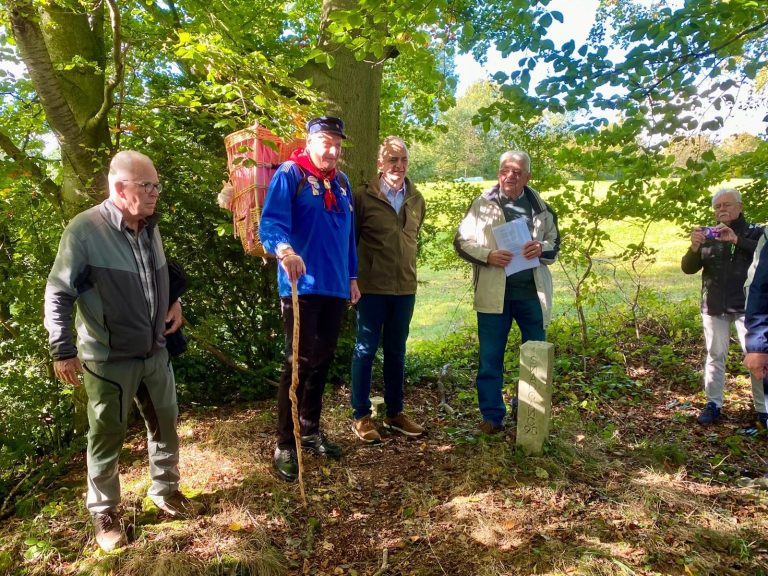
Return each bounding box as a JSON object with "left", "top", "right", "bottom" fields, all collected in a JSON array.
[
  {"left": 711, "top": 187, "right": 742, "bottom": 206},
  {"left": 499, "top": 151, "right": 531, "bottom": 173},
  {"left": 378, "top": 136, "right": 408, "bottom": 164}
]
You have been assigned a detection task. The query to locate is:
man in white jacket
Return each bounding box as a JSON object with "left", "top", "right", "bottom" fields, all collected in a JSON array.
[{"left": 454, "top": 151, "right": 560, "bottom": 434}]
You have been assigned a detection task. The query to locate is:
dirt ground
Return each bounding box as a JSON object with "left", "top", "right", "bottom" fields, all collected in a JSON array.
[{"left": 2, "top": 371, "right": 767, "bottom": 575}]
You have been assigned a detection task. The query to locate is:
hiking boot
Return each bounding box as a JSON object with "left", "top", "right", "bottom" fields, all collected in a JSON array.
[
  {"left": 383, "top": 413, "right": 424, "bottom": 437},
  {"left": 301, "top": 431, "right": 343, "bottom": 459},
  {"left": 697, "top": 401, "right": 721, "bottom": 425},
  {"left": 352, "top": 415, "right": 382, "bottom": 444},
  {"left": 478, "top": 420, "right": 504, "bottom": 435},
  {"left": 151, "top": 490, "right": 203, "bottom": 518},
  {"left": 757, "top": 412, "right": 768, "bottom": 430},
  {"left": 92, "top": 509, "right": 125, "bottom": 552},
  {"left": 273, "top": 446, "right": 298, "bottom": 482}
]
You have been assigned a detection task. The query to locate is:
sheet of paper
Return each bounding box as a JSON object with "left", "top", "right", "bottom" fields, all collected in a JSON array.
[{"left": 492, "top": 218, "right": 540, "bottom": 276}]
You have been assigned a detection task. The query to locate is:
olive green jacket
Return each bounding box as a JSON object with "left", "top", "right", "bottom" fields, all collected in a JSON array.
[{"left": 353, "top": 177, "right": 426, "bottom": 295}]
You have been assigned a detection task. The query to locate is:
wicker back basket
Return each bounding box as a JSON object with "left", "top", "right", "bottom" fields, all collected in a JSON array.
[{"left": 224, "top": 125, "right": 304, "bottom": 257}]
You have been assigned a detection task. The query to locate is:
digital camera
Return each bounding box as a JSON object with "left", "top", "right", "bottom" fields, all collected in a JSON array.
[{"left": 702, "top": 226, "right": 720, "bottom": 239}]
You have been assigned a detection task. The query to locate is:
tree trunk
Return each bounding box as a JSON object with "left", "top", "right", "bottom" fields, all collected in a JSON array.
[
  {"left": 8, "top": 0, "right": 116, "bottom": 431},
  {"left": 298, "top": 0, "right": 384, "bottom": 187},
  {"left": 8, "top": 0, "right": 113, "bottom": 213}
]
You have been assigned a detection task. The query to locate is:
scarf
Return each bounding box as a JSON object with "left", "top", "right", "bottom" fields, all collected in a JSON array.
[{"left": 290, "top": 148, "right": 339, "bottom": 211}]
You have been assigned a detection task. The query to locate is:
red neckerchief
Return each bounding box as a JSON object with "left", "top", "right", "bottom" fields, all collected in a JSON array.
[{"left": 290, "top": 148, "right": 339, "bottom": 211}]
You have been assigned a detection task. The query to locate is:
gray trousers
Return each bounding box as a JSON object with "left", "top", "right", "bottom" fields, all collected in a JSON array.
[
  {"left": 702, "top": 312, "right": 766, "bottom": 412},
  {"left": 82, "top": 348, "right": 180, "bottom": 513}
]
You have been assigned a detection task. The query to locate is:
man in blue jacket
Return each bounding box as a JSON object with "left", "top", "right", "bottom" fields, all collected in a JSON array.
[
  {"left": 259, "top": 117, "right": 360, "bottom": 481},
  {"left": 744, "top": 230, "right": 768, "bottom": 429},
  {"left": 44, "top": 151, "right": 196, "bottom": 552}
]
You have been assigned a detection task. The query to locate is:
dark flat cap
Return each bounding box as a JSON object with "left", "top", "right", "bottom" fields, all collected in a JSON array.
[{"left": 307, "top": 116, "right": 347, "bottom": 139}]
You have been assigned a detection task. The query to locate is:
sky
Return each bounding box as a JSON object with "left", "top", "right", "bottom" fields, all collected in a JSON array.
[{"left": 453, "top": 0, "right": 768, "bottom": 139}]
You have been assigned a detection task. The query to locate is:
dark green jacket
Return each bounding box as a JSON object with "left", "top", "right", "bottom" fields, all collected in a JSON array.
[{"left": 353, "top": 177, "right": 426, "bottom": 295}]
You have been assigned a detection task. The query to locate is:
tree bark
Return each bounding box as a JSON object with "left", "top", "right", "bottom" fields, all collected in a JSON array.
[
  {"left": 8, "top": 0, "right": 113, "bottom": 212},
  {"left": 298, "top": 0, "right": 385, "bottom": 187}
]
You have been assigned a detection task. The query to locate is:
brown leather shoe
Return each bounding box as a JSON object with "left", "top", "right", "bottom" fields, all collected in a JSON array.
[
  {"left": 92, "top": 509, "right": 125, "bottom": 552},
  {"left": 478, "top": 420, "right": 504, "bottom": 435},
  {"left": 151, "top": 490, "right": 203, "bottom": 518},
  {"left": 352, "top": 415, "right": 382, "bottom": 443},
  {"left": 383, "top": 413, "right": 424, "bottom": 437}
]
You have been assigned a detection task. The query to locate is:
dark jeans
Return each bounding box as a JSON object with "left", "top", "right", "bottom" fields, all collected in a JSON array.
[
  {"left": 350, "top": 293, "right": 416, "bottom": 420},
  {"left": 476, "top": 297, "right": 545, "bottom": 425},
  {"left": 277, "top": 295, "right": 346, "bottom": 448}
]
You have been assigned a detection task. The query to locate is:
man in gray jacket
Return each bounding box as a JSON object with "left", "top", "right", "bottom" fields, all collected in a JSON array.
[{"left": 44, "top": 151, "right": 197, "bottom": 552}]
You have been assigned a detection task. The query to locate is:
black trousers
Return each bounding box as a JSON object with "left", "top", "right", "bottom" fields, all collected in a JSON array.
[{"left": 276, "top": 295, "right": 346, "bottom": 448}]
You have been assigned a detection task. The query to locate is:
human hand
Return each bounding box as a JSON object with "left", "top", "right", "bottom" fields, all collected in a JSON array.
[
  {"left": 280, "top": 253, "right": 306, "bottom": 282},
  {"left": 487, "top": 250, "right": 513, "bottom": 267},
  {"left": 349, "top": 279, "right": 361, "bottom": 305},
  {"left": 217, "top": 181, "right": 234, "bottom": 210},
  {"left": 164, "top": 300, "right": 183, "bottom": 335},
  {"left": 522, "top": 240, "right": 543, "bottom": 260},
  {"left": 54, "top": 357, "right": 83, "bottom": 387},
  {"left": 744, "top": 352, "right": 768, "bottom": 380},
  {"left": 690, "top": 228, "right": 706, "bottom": 251},
  {"left": 715, "top": 224, "right": 738, "bottom": 245}
]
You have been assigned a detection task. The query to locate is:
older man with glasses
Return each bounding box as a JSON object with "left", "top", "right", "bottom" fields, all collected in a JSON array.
[
  {"left": 682, "top": 187, "right": 765, "bottom": 427},
  {"left": 44, "top": 150, "right": 197, "bottom": 552},
  {"left": 454, "top": 151, "right": 560, "bottom": 435}
]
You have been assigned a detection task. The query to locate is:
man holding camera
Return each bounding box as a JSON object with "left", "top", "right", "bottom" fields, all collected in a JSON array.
[{"left": 682, "top": 188, "right": 765, "bottom": 427}]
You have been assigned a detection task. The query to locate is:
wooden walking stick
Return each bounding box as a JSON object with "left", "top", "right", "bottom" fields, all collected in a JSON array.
[{"left": 289, "top": 278, "right": 306, "bottom": 504}]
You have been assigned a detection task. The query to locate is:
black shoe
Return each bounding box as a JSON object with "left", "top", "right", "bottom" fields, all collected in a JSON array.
[
  {"left": 301, "top": 431, "right": 343, "bottom": 459},
  {"left": 697, "top": 401, "right": 721, "bottom": 425},
  {"left": 272, "top": 447, "right": 298, "bottom": 482}
]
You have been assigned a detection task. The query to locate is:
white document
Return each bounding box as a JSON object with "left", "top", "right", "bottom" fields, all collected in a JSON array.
[{"left": 492, "top": 218, "right": 540, "bottom": 276}]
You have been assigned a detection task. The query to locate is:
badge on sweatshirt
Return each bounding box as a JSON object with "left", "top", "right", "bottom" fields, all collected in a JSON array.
[{"left": 307, "top": 176, "right": 320, "bottom": 196}]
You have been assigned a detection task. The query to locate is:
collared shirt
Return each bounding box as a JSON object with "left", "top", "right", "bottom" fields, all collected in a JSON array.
[
  {"left": 105, "top": 199, "right": 157, "bottom": 322},
  {"left": 380, "top": 176, "right": 405, "bottom": 214}
]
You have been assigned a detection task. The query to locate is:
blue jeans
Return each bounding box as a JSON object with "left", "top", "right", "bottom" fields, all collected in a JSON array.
[
  {"left": 351, "top": 293, "right": 416, "bottom": 420},
  {"left": 476, "top": 298, "right": 545, "bottom": 425}
]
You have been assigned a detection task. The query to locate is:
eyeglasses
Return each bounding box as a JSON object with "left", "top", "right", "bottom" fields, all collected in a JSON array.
[
  {"left": 713, "top": 202, "right": 737, "bottom": 210},
  {"left": 122, "top": 180, "right": 163, "bottom": 194}
]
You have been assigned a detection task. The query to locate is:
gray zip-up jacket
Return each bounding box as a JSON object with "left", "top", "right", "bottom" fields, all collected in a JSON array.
[{"left": 44, "top": 199, "right": 170, "bottom": 362}]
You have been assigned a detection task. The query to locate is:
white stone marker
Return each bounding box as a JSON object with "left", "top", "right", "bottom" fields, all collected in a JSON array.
[
  {"left": 516, "top": 340, "right": 554, "bottom": 455},
  {"left": 370, "top": 395, "right": 386, "bottom": 419}
]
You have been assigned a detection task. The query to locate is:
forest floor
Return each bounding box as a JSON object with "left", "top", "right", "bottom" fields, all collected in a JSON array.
[{"left": 2, "top": 369, "right": 767, "bottom": 576}]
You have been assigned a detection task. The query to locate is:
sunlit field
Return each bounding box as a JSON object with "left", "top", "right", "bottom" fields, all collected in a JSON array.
[{"left": 409, "top": 179, "right": 753, "bottom": 343}]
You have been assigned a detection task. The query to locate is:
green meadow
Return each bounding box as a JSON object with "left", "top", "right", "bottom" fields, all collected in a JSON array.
[{"left": 409, "top": 179, "right": 754, "bottom": 343}]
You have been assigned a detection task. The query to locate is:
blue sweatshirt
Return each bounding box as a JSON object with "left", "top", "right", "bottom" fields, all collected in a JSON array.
[
  {"left": 746, "top": 232, "right": 768, "bottom": 354},
  {"left": 260, "top": 161, "right": 357, "bottom": 298}
]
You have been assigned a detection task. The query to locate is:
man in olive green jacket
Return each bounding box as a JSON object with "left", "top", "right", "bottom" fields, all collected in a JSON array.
[{"left": 351, "top": 136, "right": 426, "bottom": 443}]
